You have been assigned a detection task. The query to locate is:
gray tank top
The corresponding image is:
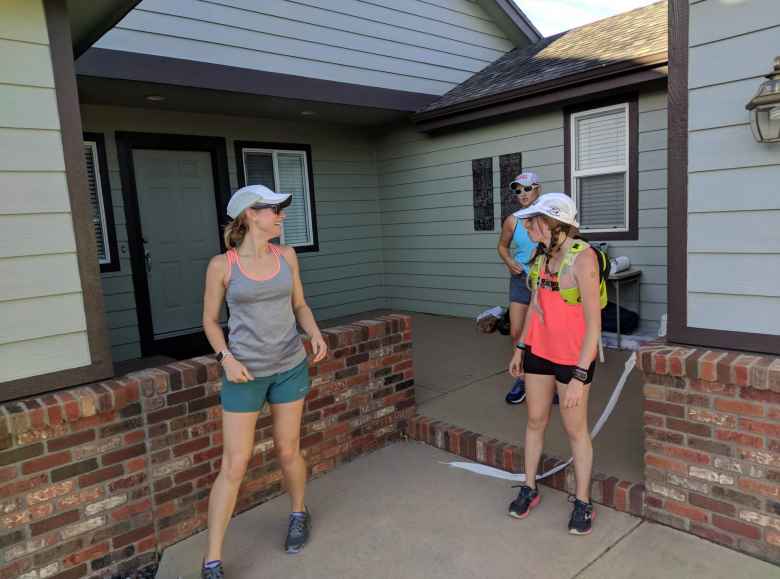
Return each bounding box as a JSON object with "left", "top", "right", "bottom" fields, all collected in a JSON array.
[{"left": 225, "top": 245, "right": 306, "bottom": 377}]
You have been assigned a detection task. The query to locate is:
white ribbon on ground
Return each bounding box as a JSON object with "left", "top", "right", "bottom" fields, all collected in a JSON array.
[{"left": 442, "top": 351, "right": 637, "bottom": 482}]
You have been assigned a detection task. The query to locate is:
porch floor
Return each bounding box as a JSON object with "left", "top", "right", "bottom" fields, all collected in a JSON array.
[
  {"left": 329, "top": 310, "right": 645, "bottom": 483},
  {"left": 157, "top": 443, "right": 775, "bottom": 579}
]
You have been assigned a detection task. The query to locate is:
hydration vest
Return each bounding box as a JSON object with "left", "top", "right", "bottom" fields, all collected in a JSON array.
[{"left": 528, "top": 240, "right": 610, "bottom": 308}]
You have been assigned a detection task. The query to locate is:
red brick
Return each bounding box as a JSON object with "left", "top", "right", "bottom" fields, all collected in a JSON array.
[
  {"left": 62, "top": 541, "right": 110, "bottom": 567},
  {"left": 713, "top": 399, "right": 763, "bottom": 417},
  {"left": 112, "top": 524, "right": 155, "bottom": 549},
  {"left": 712, "top": 514, "right": 761, "bottom": 539},
  {"left": 739, "top": 418, "right": 780, "bottom": 438},
  {"left": 30, "top": 509, "right": 79, "bottom": 536},
  {"left": 644, "top": 414, "right": 664, "bottom": 427},
  {"left": 0, "top": 466, "right": 15, "bottom": 484},
  {"left": 127, "top": 457, "right": 146, "bottom": 473},
  {"left": 646, "top": 454, "right": 687, "bottom": 475},
  {"left": 661, "top": 445, "right": 710, "bottom": 465},
  {"left": 666, "top": 418, "right": 711, "bottom": 438},
  {"left": 110, "top": 498, "right": 153, "bottom": 522},
  {"left": 690, "top": 523, "right": 735, "bottom": 546},
  {"left": 689, "top": 379, "right": 737, "bottom": 397},
  {"left": 173, "top": 436, "right": 210, "bottom": 457},
  {"left": 47, "top": 429, "right": 96, "bottom": 452},
  {"left": 665, "top": 499, "right": 708, "bottom": 523},
  {"left": 738, "top": 478, "right": 780, "bottom": 499},
  {"left": 125, "top": 430, "right": 145, "bottom": 445},
  {"left": 715, "top": 429, "right": 763, "bottom": 449},
  {"left": 740, "top": 386, "right": 780, "bottom": 405},
  {"left": 645, "top": 400, "right": 685, "bottom": 418},
  {"left": 688, "top": 492, "right": 736, "bottom": 517},
  {"left": 103, "top": 443, "right": 146, "bottom": 466},
  {"left": 21, "top": 450, "right": 71, "bottom": 474},
  {"left": 79, "top": 464, "right": 123, "bottom": 488}
]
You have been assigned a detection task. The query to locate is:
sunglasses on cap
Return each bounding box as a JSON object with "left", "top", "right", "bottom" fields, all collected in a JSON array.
[{"left": 514, "top": 185, "right": 537, "bottom": 193}]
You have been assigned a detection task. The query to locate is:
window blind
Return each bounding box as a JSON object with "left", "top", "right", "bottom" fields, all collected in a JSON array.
[
  {"left": 577, "top": 173, "right": 626, "bottom": 230},
  {"left": 575, "top": 109, "right": 626, "bottom": 172},
  {"left": 243, "top": 149, "right": 313, "bottom": 247}
]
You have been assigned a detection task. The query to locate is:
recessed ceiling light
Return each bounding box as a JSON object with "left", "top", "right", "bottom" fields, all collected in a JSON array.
[
  {"left": 300, "top": 110, "right": 316, "bottom": 116},
  {"left": 145, "top": 95, "right": 165, "bottom": 102}
]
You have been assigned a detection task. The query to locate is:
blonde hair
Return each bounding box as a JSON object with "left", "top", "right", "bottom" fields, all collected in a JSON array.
[
  {"left": 223, "top": 213, "right": 248, "bottom": 249},
  {"left": 527, "top": 215, "right": 581, "bottom": 265}
]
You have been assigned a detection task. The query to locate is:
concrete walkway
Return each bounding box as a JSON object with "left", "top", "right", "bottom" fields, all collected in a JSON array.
[{"left": 157, "top": 443, "right": 775, "bottom": 579}]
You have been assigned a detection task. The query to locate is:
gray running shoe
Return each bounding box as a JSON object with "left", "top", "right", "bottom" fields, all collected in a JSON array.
[
  {"left": 201, "top": 560, "right": 224, "bottom": 579},
  {"left": 285, "top": 507, "right": 311, "bottom": 554}
]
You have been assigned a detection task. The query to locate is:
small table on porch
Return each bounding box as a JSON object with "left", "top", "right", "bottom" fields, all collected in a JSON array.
[{"left": 608, "top": 268, "right": 642, "bottom": 349}]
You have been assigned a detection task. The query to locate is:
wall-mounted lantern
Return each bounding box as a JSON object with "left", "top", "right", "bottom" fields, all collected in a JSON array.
[{"left": 746, "top": 57, "right": 780, "bottom": 143}]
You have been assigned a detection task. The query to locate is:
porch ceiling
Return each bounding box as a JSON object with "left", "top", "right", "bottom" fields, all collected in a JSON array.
[{"left": 76, "top": 76, "right": 409, "bottom": 127}]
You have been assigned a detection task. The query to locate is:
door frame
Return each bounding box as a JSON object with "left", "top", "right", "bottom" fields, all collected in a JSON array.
[{"left": 116, "top": 131, "right": 231, "bottom": 358}]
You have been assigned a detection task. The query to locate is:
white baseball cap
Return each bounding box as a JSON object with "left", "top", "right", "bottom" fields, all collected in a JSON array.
[
  {"left": 510, "top": 172, "right": 540, "bottom": 190},
  {"left": 513, "top": 193, "right": 579, "bottom": 227},
  {"left": 226, "top": 184, "right": 291, "bottom": 219}
]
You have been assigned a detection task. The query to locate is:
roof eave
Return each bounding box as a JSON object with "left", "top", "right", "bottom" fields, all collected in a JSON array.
[
  {"left": 69, "top": 0, "right": 142, "bottom": 58},
  {"left": 477, "top": 0, "right": 543, "bottom": 46},
  {"left": 414, "top": 51, "right": 668, "bottom": 128}
]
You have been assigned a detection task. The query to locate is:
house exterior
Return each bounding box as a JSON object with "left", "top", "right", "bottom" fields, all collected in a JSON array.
[
  {"left": 637, "top": 0, "right": 780, "bottom": 564},
  {"left": 1, "top": 0, "right": 779, "bottom": 574}
]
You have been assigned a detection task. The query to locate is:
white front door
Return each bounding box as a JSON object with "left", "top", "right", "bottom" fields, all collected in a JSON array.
[{"left": 133, "top": 149, "right": 223, "bottom": 339}]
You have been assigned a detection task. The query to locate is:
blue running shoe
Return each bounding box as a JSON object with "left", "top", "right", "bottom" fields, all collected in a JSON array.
[{"left": 505, "top": 379, "right": 526, "bottom": 404}]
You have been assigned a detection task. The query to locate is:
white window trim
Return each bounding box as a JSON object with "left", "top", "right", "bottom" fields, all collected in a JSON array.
[
  {"left": 570, "top": 102, "right": 630, "bottom": 234},
  {"left": 84, "top": 140, "right": 112, "bottom": 265},
  {"left": 241, "top": 147, "right": 315, "bottom": 248}
]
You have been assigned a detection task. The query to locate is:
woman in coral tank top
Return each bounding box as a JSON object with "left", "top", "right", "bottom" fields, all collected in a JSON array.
[{"left": 505, "top": 193, "right": 601, "bottom": 536}]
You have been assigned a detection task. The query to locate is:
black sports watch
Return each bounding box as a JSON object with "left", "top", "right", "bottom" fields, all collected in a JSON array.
[
  {"left": 571, "top": 366, "right": 589, "bottom": 383},
  {"left": 216, "top": 350, "right": 232, "bottom": 364}
]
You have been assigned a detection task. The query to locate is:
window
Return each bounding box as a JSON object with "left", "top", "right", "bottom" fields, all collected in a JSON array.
[
  {"left": 567, "top": 101, "right": 638, "bottom": 240},
  {"left": 83, "top": 133, "right": 119, "bottom": 272},
  {"left": 235, "top": 141, "right": 318, "bottom": 251}
]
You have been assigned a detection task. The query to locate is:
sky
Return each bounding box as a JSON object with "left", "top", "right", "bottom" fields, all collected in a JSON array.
[{"left": 511, "top": 0, "right": 661, "bottom": 36}]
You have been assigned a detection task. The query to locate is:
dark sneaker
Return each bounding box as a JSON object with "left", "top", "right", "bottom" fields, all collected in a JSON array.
[
  {"left": 505, "top": 379, "right": 526, "bottom": 404},
  {"left": 568, "top": 496, "right": 594, "bottom": 535},
  {"left": 201, "top": 560, "right": 224, "bottom": 579},
  {"left": 508, "top": 485, "right": 540, "bottom": 519},
  {"left": 285, "top": 507, "right": 311, "bottom": 554}
]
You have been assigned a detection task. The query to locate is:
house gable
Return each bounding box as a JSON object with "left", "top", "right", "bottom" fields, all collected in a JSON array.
[{"left": 80, "top": 0, "right": 536, "bottom": 98}]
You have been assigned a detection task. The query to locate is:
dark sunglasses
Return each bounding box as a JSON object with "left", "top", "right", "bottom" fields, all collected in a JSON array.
[
  {"left": 250, "top": 200, "right": 291, "bottom": 215},
  {"left": 514, "top": 185, "right": 537, "bottom": 193}
]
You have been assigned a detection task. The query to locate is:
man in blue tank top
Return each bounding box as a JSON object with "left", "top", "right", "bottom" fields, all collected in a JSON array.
[{"left": 497, "top": 173, "right": 542, "bottom": 404}]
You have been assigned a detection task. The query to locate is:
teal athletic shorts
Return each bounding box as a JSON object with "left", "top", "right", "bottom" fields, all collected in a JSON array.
[{"left": 220, "top": 358, "right": 310, "bottom": 412}]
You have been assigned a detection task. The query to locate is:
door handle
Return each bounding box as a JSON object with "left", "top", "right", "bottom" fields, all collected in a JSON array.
[{"left": 142, "top": 237, "right": 151, "bottom": 272}]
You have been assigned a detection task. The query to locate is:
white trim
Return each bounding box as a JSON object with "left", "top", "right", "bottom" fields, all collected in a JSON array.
[
  {"left": 84, "top": 140, "right": 111, "bottom": 265},
  {"left": 241, "top": 147, "right": 315, "bottom": 248},
  {"left": 570, "top": 103, "right": 630, "bottom": 233}
]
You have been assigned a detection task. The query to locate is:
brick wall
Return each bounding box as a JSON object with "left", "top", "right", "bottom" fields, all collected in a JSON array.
[
  {"left": 639, "top": 343, "right": 780, "bottom": 564},
  {"left": 0, "top": 315, "right": 415, "bottom": 579}
]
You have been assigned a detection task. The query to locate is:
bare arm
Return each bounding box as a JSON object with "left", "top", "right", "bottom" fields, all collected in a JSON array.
[
  {"left": 202, "top": 255, "right": 229, "bottom": 353},
  {"left": 280, "top": 245, "right": 328, "bottom": 362},
  {"left": 573, "top": 248, "right": 601, "bottom": 369},
  {"left": 498, "top": 216, "right": 524, "bottom": 275}
]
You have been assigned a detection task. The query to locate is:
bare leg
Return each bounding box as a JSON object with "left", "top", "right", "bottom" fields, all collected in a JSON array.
[
  {"left": 271, "top": 399, "right": 306, "bottom": 512},
  {"left": 558, "top": 381, "right": 593, "bottom": 501},
  {"left": 523, "top": 373, "right": 556, "bottom": 488},
  {"left": 509, "top": 302, "right": 529, "bottom": 345},
  {"left": 205, "top": 410, "right": 260, "bottom": 562}
]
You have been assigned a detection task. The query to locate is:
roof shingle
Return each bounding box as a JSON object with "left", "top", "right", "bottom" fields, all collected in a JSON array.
[{"left": 418, "top": 1, "right": 667, "bottom": 115}]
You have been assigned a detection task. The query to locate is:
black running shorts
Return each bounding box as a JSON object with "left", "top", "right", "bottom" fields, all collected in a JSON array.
[{"left": 523, "top": 348, "right": 596, "bottom": 385}]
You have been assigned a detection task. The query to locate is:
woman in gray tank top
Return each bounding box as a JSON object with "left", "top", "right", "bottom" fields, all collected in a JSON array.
[{"left": 200, "top": 185, "right": 328, "bottom": 577}]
